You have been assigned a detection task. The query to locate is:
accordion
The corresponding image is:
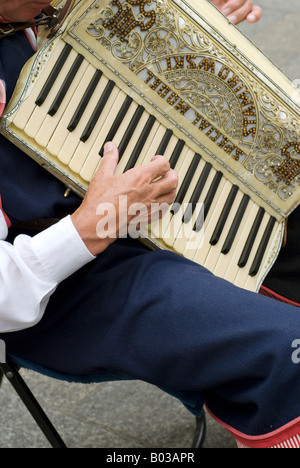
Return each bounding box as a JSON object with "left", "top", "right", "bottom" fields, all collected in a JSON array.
[{"left": 1, "top": 0, "right": 300, "bottom": 293}]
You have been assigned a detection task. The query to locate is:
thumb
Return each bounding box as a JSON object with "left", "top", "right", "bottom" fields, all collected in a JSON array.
[{"left": 99, "top": 142, "right": 119, "bottom": 177}]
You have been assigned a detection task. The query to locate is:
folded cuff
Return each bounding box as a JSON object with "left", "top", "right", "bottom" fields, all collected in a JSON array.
[
  {"left": 206, "top": 405, "right": 300, "bottom": 448},
  {"left": 30, "top": 215, "right": 95, "bottom": 284}
]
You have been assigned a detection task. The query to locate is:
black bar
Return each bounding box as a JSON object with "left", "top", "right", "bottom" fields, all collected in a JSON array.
[
  {"left": 210, "top": 185, "right": 239, "bottom": 246},
  {"left": 123, "top": 115, "right": 156, "bottom": 172},
  {"left": 36, "top": 43, "right": 72, "bottom": 107},
  {"left": 99, "top": 95, "right": 133, "bottom": 156},
  {"left": 118, "top": 105, "right": 145, "bottom": 160},
  {"left": 238, "top": 207, "right": 265, "bottom": 268},
  {"left": 249, "top": 216, "right": 276, "bottom": 277},
  {"left": 48, "top": 54, "right": 84, "bottom": 117},
  {"left": 68, "top": 69, "right": 103, "bottom": 132},
  {"left": 183, "top": 162, "right": 212, "bottom": 224},
  {"left": 221, "top": 194, "right": 250, "bottom": 255},
  {"left": 170, "top": 153, "right": 202, "bottom": 215},
  {"left": 193, "top": 171, "right": 223, "bottom": 232},
  {"left": 203, "top": 172, "right": 223, "bottom": 220},
  {"left": 80, "top": 79, "right": 115, "bottom": 142},
  {"left": 169, "top": 140, "right": 185, "bottom": 170},
  {"left": 155, "top": 129, "right": 173, "bottom": 155}
]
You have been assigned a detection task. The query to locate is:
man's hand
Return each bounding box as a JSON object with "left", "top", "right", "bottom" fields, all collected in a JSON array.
[
  {"left": 210, "top": 0, "right": 262, "bottom": 24},
  {"left": 71, "top": 142, "right": 178, "bottom": 256}
]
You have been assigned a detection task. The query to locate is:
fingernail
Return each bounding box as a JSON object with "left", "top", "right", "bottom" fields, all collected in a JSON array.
[
  {"left": 227, "top": 15, "right": 238, "bottom": 24},
  {"left": 248, "top": 14, "right": 256, "bottom": 22},
  {"left": 104, "top": 142, "right": 113, "bottom": 153},
  {"left": 222, "top": 8, "right": 231, "bottom": 16}
]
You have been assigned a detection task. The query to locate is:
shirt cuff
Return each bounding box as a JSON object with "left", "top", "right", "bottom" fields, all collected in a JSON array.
[{"left": 29, "top": 215, "right": 96, "bottom": 284}]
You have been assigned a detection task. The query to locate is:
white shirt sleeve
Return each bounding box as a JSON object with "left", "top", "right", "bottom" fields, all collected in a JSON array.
[{"left": 0, "top": 215, "right": 95, "bottom": 333}]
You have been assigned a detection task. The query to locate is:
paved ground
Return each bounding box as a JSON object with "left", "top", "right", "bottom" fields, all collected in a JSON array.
[{"left": 1, "top": 0, "right": 300, "bottom": 449}]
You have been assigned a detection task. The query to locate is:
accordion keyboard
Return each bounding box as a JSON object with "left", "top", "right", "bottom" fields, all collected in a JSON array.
[{"left": 10, "top": 41, "right": 280, "bottom": 292}]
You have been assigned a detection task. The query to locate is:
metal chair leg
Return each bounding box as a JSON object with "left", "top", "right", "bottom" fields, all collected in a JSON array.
[
  {"left": 1, "top": 357, "right": 206, "bottom": 449},
  {"left": 192, "top": 410, "right": 206, "bottom": 448},
  {"left": 0, "top": 357, "right": 67, "bottom": 448}
]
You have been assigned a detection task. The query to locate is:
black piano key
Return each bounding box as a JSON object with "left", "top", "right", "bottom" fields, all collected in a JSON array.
[
  {"left": 155, "top": 129, "right": 173, "bottom": 155},
  {"left": 221, "top": 194, "right": 250, "bottom": 255},
  {"left": 48, "top": 54, "right": 84, "bottom": 117},
  {"left": 80, "top": 79, "right": 115, "bottom": 143},
  {"left": 193, "top": 171, "right": 223, "bottom": 232},
  {"left": 36, "top": 43, "right": 72, "bottom": 107},
  {"left": 210, "top": 185, "right": 239, "bottom": 246},
  {"left": 170, "top": 153, "right": 202, "bottom": 215},
  {"left": 249, "top": 216, "right": 276, "bottom": 277},
  {"left": 118, "top": 105, "right": 145, "bottom": 160},
  {"left": 203, "top": 171, "right": 223, "bottom": 220},
  {"left": 68, "top": 69, "right": 103, "bottom": 132},
  {"left": 238, "top": 207, "right": 265, "bottom": 268},
  {"left": 183, "top": 162, "right": 212, "bottom": 224},
  {"left": 123, "top": 115, "right": 156, "bottom": 172},
  {"left": 99, "top": 95, "right": 133, "bottom": 156},
  {"left": 169, "top": 140, "right": 185, "bottom": 169}
]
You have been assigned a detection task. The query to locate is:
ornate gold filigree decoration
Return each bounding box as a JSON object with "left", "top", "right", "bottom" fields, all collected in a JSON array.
[{"left": 85, "top": 0, "right": 300, "bottom": 201}]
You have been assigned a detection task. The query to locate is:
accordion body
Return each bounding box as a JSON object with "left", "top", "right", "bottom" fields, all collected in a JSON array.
[{"left": 1, "top": 0, "right": 300, "bottom": 292}]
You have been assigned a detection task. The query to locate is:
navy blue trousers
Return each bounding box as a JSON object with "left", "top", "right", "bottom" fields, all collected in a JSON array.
[{"left": 1, "top": 236, "right": 300, "bottom": 440}]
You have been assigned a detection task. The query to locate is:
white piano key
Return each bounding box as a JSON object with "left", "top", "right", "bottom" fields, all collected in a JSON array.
[
  {"left": 24, "top": 49, "right": 79, "bottom": 139},
  {"left": 114, "top": 111, "right": 152, "bottom": 175},
  {"left": 190, "top": 181, "right": 233, "bottom": 266},
  {"left": 12, "top": 41, "right": 66, "bottom": 130},
  {"left": 173, "top": 167, "right": 217, "bottom": 254},
  {"left": 69, "top": 84, "right": 120, "bottom": 174},
  {"left": 149, "top": 144, "right": 190, "bottom": 240},
  {"left": 162, "top": 154, "right": 206, "bottom": 247},
  {"left": 213, "top": 201, "right": 258, "bottom": 280},
  {"left": 183, "top": 177, "right": 228, "bottom": 260},
  {"left": 108, "top": 101, "right": 139, "bottom": 148},
  {"left": 57, "top": 74, "right": 110, "bottom": 165},
  {"left": 134, "top": 124, "right": 167, "bottom": 167},
  {"left": 223, "top": 205, "right": 263, "bottom": 284},
  {"left": 46, "top": 64, "right": 97, "bottom": 157},
  {"left": 79, "top": 90, "right": 128, "bottom": 182},
  {"left": 242, "top": 219, "right": 280, "bottom": 292},
  {"left": 234, "top": 214, "right": 277, "bottom": 290},
  {"left": 35, "top": 60, "right": 89, "bottom": 148},
  {"left": 202, "top": 190, "right": 244, "bottom": 272},
  {"left": 162, "top": 135, "right": 181, "bottom": 161}
]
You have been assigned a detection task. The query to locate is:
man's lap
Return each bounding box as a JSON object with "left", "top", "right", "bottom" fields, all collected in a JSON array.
[{"left": 1, "top": 237, "right": 300, "bottom": 436}]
